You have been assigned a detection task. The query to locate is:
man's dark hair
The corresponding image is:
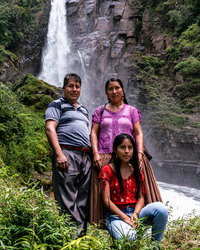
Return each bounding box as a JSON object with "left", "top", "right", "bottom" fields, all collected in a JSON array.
[{"left": 63, "top": 73, "right": 81, "bottom": 87}]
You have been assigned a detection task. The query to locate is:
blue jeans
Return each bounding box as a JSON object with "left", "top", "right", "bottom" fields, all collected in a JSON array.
[{"left": 105, "top": 202, "right": 168, "bottom": 242}]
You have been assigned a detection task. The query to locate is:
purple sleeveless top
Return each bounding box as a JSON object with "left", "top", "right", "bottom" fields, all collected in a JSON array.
[{"left": 92, "top": 104, "right": 141, "bottom": 154}]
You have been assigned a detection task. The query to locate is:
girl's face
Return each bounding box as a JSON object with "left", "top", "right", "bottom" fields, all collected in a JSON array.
[
  {"left": 115, "top": 138, "right": 134, "bottom": 163},
  {"left": 106, "top": 81, "right": 124, "bottom": 104}
]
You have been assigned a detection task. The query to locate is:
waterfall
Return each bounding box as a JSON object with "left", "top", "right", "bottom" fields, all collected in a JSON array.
[
  {"left": 78, "top": 50, "right": 86, "bottom": 75},
  {"left": 38, "top": 0, "right": 70, "bottom": 87}
]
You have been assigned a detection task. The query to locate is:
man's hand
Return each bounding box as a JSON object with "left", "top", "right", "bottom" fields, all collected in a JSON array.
[
  {"left": 92, "top": 152, "right": 102, "bottom": 171},
  {"left": 57, "top": 152, "right": 68, "bottom": 172}
]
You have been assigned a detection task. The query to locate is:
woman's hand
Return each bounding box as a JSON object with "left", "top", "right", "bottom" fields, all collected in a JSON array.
[
  {"left": 92, "top": 152, "right": 102, "bottom": 171},
  {"left": 138, "top": 153, "right": 144, "bottom": 172}
]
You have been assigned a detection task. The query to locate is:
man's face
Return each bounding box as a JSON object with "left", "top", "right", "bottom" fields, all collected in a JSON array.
[{"left": 63, "top": 79, "right": 81, "bottom": 104}]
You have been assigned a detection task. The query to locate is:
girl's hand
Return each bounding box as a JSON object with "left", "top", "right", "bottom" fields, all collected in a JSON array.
[
  {"left": 130, "top": 212, "right": 139, "bottom": 229},
  {"left": 92, "top": 152, "right": 102, "bottom": 171},
  {"left": 124, "top": 216, "right": 137, "bottom": 229}
]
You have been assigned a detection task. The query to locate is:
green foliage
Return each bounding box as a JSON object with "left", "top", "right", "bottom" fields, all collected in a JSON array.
[
  {"left": 179, "top": 23, "right": 200, "bottom": 48},
  {"left": 0, "top": 82, "right": 52, "bottom": 176},
  {"left": 0, "top": 168, "right": 75, "bottom": 249},
  {"left": 174, "top": 57, "right": 200, "bottom": 76},
  {"left": 150, "top": 0, "right": 200, "bottom": 36},
  {"left": 168, "top": 10, "right": 181, "bottom": 32},
  {"left": 166, "top": 46, "right": 180, "bottom": 61},
  {"left": 61, "top": 235, "right": 103, "bottom": 249},
  {"left": 0, "top": 0, "right": 47, "bottom": 50},
  {"left": 0, "top": 45, "right": 18, "bottom": 66},
  {"left": 191, "top": 121, "right": 200, "bottom": 128},
  {"left": 162, "top": 212, "right": 200, "bottom": 250},
  {"left": 169, "top": 114, "right": 187, "bottom": 128},
  {"left": 13, "top": 73, "right": 57, "bottom": 111},
  {"left": 172, "top": 79, "right": 200, "bottom": 100},
  {"left": 138, "top": 55, "right": 165, "bottom": 77}
]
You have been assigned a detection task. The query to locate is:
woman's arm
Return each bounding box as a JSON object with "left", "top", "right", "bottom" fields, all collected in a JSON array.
[
  {"left": 90, "top": 122, "right": 102, "bottom": 170},
  {"left": 100, "top": 179, "right": 134, "bottom": 227},
  {"left": 133, "top": 120, "right": 144, "bottom": 170}
]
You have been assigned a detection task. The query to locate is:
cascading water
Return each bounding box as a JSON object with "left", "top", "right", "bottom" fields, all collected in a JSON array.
[
  {"left": 38, "top": 0, "right": 70, "bottom": 87},
  {"left": 78, "top": 50, "right": 86, "bottom": 75}
]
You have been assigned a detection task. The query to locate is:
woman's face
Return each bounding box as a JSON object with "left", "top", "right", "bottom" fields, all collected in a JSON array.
[
  {"left": 115, "top": 138, "right": 134, "bottom": 163},
  {"left": 106, "top": 81, "right": 124, "bottom": 104}
]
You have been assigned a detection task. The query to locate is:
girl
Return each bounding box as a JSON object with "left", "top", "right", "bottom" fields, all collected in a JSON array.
[{"left": 99, "top": 133, "right": 168, "bottom": 241}]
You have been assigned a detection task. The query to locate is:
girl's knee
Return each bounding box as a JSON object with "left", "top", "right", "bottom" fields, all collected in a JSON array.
[{"left": 155, "top": 202, "right": 168, "bottom": 219}]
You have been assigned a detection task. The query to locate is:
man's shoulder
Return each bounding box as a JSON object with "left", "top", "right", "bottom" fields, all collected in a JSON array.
[
  {"left": 79, "top": 105, "right": 89, "bottom": 113},
  {"left": 78, "top": 105, "right": 89, "bottom": 119}
]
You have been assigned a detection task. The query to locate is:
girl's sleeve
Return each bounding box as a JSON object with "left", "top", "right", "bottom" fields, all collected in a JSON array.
[
  {"left": 131, "top": 107, "right": 142, "bottom": 124},
  {"left": 98, "top": 165, "right": 113, "bottom": 190},
  {"left": 92, "top": 106, "right": 102, "bottom": 125}
]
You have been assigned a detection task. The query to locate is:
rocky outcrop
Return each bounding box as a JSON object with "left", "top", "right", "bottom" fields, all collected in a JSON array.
[{"left": 152, "top": 159, "right": 200, "bottom": 189}]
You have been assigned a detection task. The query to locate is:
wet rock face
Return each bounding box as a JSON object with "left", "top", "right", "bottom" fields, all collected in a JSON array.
[
  {"left": 66, "top": 0, "right": 142, "bottom": 108},
  {"left": 152, "top": 159, "right": 200, "bottom": 189},
  {"left": 19, "top": 1, "right": 51, "bottom": 77}
]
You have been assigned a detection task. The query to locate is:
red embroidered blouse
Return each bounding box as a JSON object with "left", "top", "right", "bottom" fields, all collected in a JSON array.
[{"left": 98, "top": 164, "right": 146, "bottom": 209}]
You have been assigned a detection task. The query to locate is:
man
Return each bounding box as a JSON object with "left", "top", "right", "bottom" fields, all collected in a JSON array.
[{"left": 45, "top": 73, "right": 91, "bottom": 235}]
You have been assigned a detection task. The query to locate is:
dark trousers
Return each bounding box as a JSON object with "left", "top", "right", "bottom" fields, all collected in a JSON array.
[{"left": 52, "top": 149, "right": 91, "bottom": 235}]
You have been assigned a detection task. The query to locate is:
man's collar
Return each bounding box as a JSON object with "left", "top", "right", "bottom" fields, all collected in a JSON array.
[{"left": 61, "top": 96, "right": 81, "bottom": 108}]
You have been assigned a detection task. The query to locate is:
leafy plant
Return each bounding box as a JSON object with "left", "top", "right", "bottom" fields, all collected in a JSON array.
[
  {"left": 0, "top": 0, "right": 48, "bottom": 50},
  {"left": 0, "top": 82, "right": 52, "bottom": 177},
  {"left": 0, "top": 167, "right": 75, "bottom": 249},
  {"left": 174, "top": 57, "right": 200, "bottom": 76}
]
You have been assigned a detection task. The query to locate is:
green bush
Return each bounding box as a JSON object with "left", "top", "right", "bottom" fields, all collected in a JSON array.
[
  {"left": 0, "top": 168, "right": 75, "bottom": 249},
  {"left": 172, "top": 80, "right": 200, "bottom": 100},
  {"left": 138, "top": 55, "right": 165, "bottom": 75},
  {"left": 13, "top": 73, "right": 57, "bottom": 111},
  {"left": 179, "top": 23, "right": 200, "bottom": 47},
  {"left": 0, "top": 0, "right": 47, "bottom": 50},
  {"left": 0, "top": 82, "right": 52, "bottom": 176},
  {"left": 169, "top": 114, "right": 187, "bottom": 128},
  {"left": 0, "top": 45, "right": 18, "bottom": 66},
  {"left": 166, "top": 46, "right": 180, "bottom": 61},
  {"left": 174, "top": 57, "right": 200, "bottom": 76},
  {"left": 168, "top": 10, "right": 181, "bottom": 32}
]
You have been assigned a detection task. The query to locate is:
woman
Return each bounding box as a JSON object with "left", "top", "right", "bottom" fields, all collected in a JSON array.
[
  {"left": 89, "top": 78, "right": 162, "bottom": 227},
  {"left": 99, "top": 133, "right": 168, "bottom": 241}
]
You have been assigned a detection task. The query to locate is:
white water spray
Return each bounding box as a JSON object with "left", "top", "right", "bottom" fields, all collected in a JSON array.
[
  {"left": 78, "top": 50, "right": 86, "bottom": 75},
  {"left": 38, "top": 0, "right": 70, "bottom": 87}
]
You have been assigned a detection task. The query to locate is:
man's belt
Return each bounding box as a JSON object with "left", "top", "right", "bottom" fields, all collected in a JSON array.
[{"left": 60, "top": 145, "right": 90, "bottom": 153}]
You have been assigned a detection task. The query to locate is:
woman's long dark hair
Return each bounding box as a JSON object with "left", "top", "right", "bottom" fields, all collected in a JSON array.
[
  {"left": 105, "top": 78, "right": 128, "bottom": 104},
  {"left": 109, "top": 133, "right": 143, "bottom": 200}
]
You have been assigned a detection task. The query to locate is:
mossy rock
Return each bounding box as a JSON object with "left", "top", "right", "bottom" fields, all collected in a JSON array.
[
  {"left": 0, "top": 45, "right": 18, "bottom": 66},
  {"left": 12, "top": 74, "right": 61, "bottom": 111}
]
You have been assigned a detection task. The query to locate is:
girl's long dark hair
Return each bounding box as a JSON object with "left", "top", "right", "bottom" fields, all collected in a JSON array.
[
  {"left": 109, "top": 133, "right": 143, "bottom": 200},
  {"left": 105, "top": 78, "right": 128, "bottom": 104}
]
